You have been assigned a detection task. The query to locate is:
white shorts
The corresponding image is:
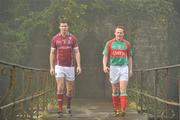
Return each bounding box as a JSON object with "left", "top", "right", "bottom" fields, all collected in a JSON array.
[
  {"left": 109, "top": 65, "right": 129, "bottom": 84},
  {"left": 55, "top": 65, "right": 75, "bottom": 81}
]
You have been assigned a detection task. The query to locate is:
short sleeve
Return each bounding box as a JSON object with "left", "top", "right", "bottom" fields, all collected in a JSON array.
[
  {"left": 72, "top": 35, "right": 78, "bottom": 49},
  {"left": 127, "top": 42, "right": 133, "bottom": 57},
  {"left": 102, "top": 42, "right": 109, "bottom": 56},
  {"left": 51, "top": 37, "right": 56, "bottom": 49},
  {"left": 130, "top": 47, "right": 133, "bottom": 57}
]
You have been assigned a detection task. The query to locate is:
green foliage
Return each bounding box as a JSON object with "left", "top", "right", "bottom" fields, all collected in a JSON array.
[
  {"left": 0, "top": 0, "right": 88, "bottom": 63},
  {"left": 0, "top": 0, "right": 177, "bottom": 64}
]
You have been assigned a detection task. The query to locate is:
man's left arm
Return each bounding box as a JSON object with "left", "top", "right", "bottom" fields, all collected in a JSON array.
[
  {"left": 128, "top": 42, "right": 133, "bottom": 78},
  {"left": 129, "top": 56, "right": 133, "bottom": 78},
  {"left": 74, "top": 47, "right": 81, "bottom": 75}
]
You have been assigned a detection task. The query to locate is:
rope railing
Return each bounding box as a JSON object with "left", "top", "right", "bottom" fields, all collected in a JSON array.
[
  {"left": 135, "top": 64, "right": 180, "bottom": 72},
  {"left": 129, "top": 89, "right": 180, "bottom": 106},
  {"left": 129, "top": 64, "right": 180, "bottom": 120},
  {"left": 0, "top": 60, "right": 55, "bottom": 120},
  {"left": 0, "top": 90, "right": 51, "bottom": 110},
  {"left": 0, "top": 60, "right": 48, "bottom": 71}
]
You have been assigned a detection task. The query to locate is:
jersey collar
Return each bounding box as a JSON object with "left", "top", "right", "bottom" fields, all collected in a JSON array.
[
  {"left": 114, "top": 37, "right": 125, "bottom": 42},
  {"left": 58, "top": 32, "right": 70, "bottom": 37}
]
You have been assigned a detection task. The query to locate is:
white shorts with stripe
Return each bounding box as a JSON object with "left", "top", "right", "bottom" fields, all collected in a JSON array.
[
  {"left": 109, "top": 65, "right": 129, "bottom": 84},
  {"left": 55, "top": 65, "right": 75, "bottom": 81}
]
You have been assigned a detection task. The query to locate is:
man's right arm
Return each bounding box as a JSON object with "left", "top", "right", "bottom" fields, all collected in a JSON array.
[
  {"left": 50, "top": 48, "right": 56, "bottom": 75},
  {"left": 102, "top": 41, "right": 110, "bottom": 73},
  {"left": 103, "top": 55, "right": 109, "bottom": 73}
]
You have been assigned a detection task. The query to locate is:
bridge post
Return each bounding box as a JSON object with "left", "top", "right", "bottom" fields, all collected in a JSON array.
[
  {"left": 179, "top": 78, "right": 180, "bottom": 120},
  {"left": 140, "top": 71, "right": 143, "bottom": 112},
  {"left": 153, "top": 70, "right": 158, "bottom": 120},
  {"left": 10, "top": 66, "right": 16, "bottom": 120}
]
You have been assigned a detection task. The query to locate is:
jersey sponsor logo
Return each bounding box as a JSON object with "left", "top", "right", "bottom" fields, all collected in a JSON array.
[
  {"left": 59, "top": 46, "right": 71, "bottom": 49},
  {"left": 56, "top": 39, "right": 73, "bottom": 47},
  {"left": 110, "top": 49, "right": 127, "bottom": 57}
]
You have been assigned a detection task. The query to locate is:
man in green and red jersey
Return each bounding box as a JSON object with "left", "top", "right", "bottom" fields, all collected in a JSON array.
[
  {"left": 50, "top": 19, "right": 81, "bottom": 118},
  {"left": 102, "top": 25, "right": 133, "bottom": 117}
]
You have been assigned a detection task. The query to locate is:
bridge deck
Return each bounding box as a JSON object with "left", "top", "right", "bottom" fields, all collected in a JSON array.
[{"left": 43, "top": 98, "right": 148, "bottom": 120}]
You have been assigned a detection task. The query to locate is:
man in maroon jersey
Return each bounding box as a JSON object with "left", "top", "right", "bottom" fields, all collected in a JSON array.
[{"left": 49, "top": 19, "right": 81, "bottom": 118}]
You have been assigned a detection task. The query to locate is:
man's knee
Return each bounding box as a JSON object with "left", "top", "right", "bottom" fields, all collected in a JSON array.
[
  {"left": 57, "top": 87, "right": 64, "bottom": 94},
  {"left": 120, "top": 90, "right": 127, "bottom": 96},
  {"left": 66, "top": 88, "right": 73, "bottom": 96},
  {"left": 112, "top": 91, "right": 120, "bottom": 96}
]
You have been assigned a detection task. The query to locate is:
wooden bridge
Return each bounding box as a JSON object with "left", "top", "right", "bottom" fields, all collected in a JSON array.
[{"left": 0, "top": 60, "right": 179, "bottom": 120}]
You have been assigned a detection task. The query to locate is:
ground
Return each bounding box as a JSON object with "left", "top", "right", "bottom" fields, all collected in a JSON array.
[{"left": 43, "top": 98, "right": 147, "bottom": 120}]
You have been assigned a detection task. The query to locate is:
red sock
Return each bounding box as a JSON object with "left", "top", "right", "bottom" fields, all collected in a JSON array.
[
  {"left": 120, "top": 96, "right": 127, "bottom": 111},
  {"left": 66, "top": 96, "right": 72, "bottom": 109},
  {"left": 112, "top": 96, "right": 119, "bottom": 111},
  {"left": 57, "top": 94, "right": 63, "bottom": 112}
]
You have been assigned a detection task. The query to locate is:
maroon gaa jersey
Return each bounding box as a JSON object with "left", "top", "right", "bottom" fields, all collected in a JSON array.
[{"left": 51, "top": 33, "right": 78, "bottom": 66}]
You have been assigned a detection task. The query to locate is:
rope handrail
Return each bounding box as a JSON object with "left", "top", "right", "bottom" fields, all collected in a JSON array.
[
  {"left": 129, "top": 89, "right": 180, "bottom": 106},
  {"left": 134, "top": 64, "right": 180, "bottom": 72},
  {"left": 0, "top": 60, "right": 55, "bottom": 120},
  {"left": 0, "top": 89, "right": 52, "bottom": 110},
  {"left": 0, "top": 60, "right": 48, "bottom": 71}
]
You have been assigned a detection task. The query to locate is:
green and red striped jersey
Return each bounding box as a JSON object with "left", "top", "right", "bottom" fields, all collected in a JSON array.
[{"left": 103, "top": 38, "right": 132, "bottom": 66}]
